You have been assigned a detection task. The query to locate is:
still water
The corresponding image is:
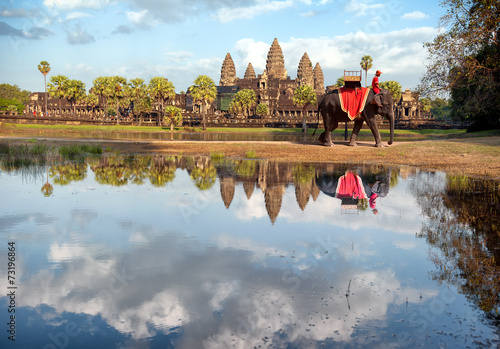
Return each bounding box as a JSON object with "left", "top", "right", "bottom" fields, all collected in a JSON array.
[{"left": 0, "top": 154, "right": 499, "bottom": 348}]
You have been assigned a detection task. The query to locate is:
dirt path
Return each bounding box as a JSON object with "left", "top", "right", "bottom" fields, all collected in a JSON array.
[{"left": 2, "top": 134, "right": 499, "bottom": 179}]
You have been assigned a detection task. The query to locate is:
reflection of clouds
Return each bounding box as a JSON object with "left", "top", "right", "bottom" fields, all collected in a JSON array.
[
  {"left": 14, "top": 233, "right": 436, "bottom": 346},
  {"left": 274, "top": 181, "right": 426, "bottom": 236},
  {"left": 393, "top": 240, "right": 417, "bottom": 250},
  {"left": 0, "top": 213, "right": 57, "bottom": 232},
  {"left": 48, "top": 242, "right": 88, "bottom": 262},
  {"left": 233, "top": 187, "right": 268, "bottom": 220}
]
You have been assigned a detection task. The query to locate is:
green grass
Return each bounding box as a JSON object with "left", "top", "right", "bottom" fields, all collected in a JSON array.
[
  {"left": 58, "top": 144, "right": 103, "bottom": 160},
  {"left": 1, "top": 122, "right": 491, "bottom": 141},
  {"left": 245, "top": 150, "right": 257, "bottom": 159},
  {"left": 210, "top": 151, "right": 225, "bottom": 160}
]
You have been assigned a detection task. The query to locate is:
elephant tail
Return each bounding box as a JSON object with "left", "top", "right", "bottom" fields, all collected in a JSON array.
[{"left": 312, "top": 103, "right": 321, "bottom": 136}]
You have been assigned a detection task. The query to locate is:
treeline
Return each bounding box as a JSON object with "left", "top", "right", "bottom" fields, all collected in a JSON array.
[
  {"left": 422, "top": 0, "right": 500, "bottom": 131},
  {"left": 0, "top": 83, "right": 31, "bottom": 114}
]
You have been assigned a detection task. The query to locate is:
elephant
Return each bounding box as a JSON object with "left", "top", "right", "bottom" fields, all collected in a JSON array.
[{"left": 313, "top": 88, "right": 394, "bottom": 147}]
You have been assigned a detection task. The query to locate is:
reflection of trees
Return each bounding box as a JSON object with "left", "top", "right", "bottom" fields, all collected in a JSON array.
[
  {"left": 148, "top": 155, "right": 176, "bottom": 187},
  {"left": 413, "top": 173, "right": 500, "bottom": 319},
  {"left": 190, "top": 162, "right": 217, "bottom": 191},
  {"left": 49, "top": 163, "right": 87, "bottom": 185},
  {"left": 91, "top": 155, "right": 151, "bottom": 186}
]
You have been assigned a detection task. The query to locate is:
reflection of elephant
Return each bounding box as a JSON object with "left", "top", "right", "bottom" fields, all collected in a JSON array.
[
  {"left": 316, "top": 169, "right": 391, "bottom": 213},
  {"left": 314, "top": 89, "right": 394, "bottom": 147}
]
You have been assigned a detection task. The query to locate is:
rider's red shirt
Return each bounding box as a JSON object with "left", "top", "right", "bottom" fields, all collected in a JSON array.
[{"left": 372, "top": 76, "right": 380, "bottom": 94}]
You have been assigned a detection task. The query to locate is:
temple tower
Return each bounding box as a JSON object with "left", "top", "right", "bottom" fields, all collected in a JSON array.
[
  {"left": 244, "top": 63, "right": 256, "bottom": 79},
  {"left": 313, "top": 63, "right": 325, "bottom": 95},
  {"left": 220, "top": 53, "right": 237, "bottom": 86},
  {"left": 297, "top": 52, "right": 314, "bottom": 87},
  {"left": 265, "top": 38, "right": 287, "bottom": 79}
]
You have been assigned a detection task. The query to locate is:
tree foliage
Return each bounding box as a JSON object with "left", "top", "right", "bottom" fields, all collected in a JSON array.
[
  {"left": 0, "top": 83, "right": 30, "bottom": 113},
  {"left": 64, "top": 79, "right": 86, "bottom": 115},
  {"left": 230, "top": 89, "right": 256, "bottom": 116},
  {"left": 189, "top": 75, "right": 217, "bottom": 131},
  {"left": 379, "top": 81, "right": 402, "bottom": 102},
  {"left": 293, "top": 85, "right": 317, "bottom": 132},
  {"left": 360, "top": 55, "right": 373, "bottom": 87},
  {"left": 164, "top": 106, "right": 183, "bottom": 130},
  {"left": 256, "top": 103, "right": 269, "bottom": 117},
  {"left": 48, "top": 75, "right": 69, "bottom": 116},
  {"left": 422, "top": 0, "right": 500, "bottom": 131}
]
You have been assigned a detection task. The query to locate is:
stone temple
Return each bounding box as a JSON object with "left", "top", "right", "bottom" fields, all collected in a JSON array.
[{"left": 217, "top": 38, "right": 324, "bottom": 120}]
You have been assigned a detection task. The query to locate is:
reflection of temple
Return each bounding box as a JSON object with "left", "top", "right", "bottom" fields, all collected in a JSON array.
[{"left": 41, "top": 152, "right": 395, "bottom": 223}]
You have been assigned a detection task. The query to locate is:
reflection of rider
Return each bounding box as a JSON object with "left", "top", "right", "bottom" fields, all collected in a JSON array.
[
  {"left": 316, "top": 168, "right": 391, "bottom": 215},
  {"left": 371, "top": 70, "right": 383, "bottom": 108}
]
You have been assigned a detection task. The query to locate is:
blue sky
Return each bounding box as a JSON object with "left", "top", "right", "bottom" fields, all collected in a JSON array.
[{"left": 1, "top": 0, "right": 446, "bottom": 93}]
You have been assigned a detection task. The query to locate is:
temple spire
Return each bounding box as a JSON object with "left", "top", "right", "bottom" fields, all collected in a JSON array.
[
  {"left": 220, "top": 53, "right": 236, "bottom": 86},
  {"left": 265, "top": 38, "right": 287, "bottom": 79}
]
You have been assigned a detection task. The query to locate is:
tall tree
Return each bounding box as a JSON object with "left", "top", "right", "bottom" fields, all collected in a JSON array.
[
  {"left": 164, "top": 106, "right": 183, "bottom": 130},
  {"left": 256, "top": 103, "right": 269, "bottom": 118},
  {"left": 422, "top": 0, "right": 500, "bottom": 131},
  {"left": 129, "top": 78, "right": 146, "bottom": 121},
  {"left": 293, "top": 85, "right": 317, "bottom": 132},
  {"left": 47, "top": 75, "right": 69, "bottom": 116},
  {"left": 232, "top": 89, "right": 256, "bottom": 117},
  {"left": 64, "top": 79, "right": 86, "bottom": 116},
  {"left": 109, "top": 76, "right": 127, "bottom": 124},
  {"left": 92, "top": 76, "right": 112, "bottom": 119},
  {"left": 85, "top": 92, "right": 99, "bottom": 119},
  {"left": 189, "top": 75, "right": 217, "bottom": 131},
  {"left": 360, "top": 55, "right": 373, "bottom": 87},
  {"left": 148, "top": 77, "right": 175, "bottom": 127},
  {"left": 38, "top": 61, "right": 50, "bottom": 114}
]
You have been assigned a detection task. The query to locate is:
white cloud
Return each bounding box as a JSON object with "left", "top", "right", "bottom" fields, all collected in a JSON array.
[
  {"left": 44, "top": 0, "right": 112, "bottom": 10},
  {"left": 402, "top": 11, "right": 428, "bottom": 21},
  {"left": 301, "top": 10, "right": 317, "bottom": 17},
  {"left": 164, "top": 51, "right": 194, "bottom": 64},
  {"left": 66, "top": 11, "right": 92, "bottom": 20},
  {"left": 212, "top": 0, "right": 294, "bottom": 23},
  {"left": 66, "top": 25, "right": 95, "bottom": 44},
  {"left": 343, "top": 0, "right": 384, "bottom": 17},
  {"left": 126, "top": 9, "right": 148, "bottom": 25}
]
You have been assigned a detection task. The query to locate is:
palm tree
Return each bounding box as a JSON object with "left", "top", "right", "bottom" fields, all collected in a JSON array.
[
  {"left": 85, "top": 92, "right": 99, "bottom": 119},
  {"left": 109, "top": 76, "right": 127, "bottom": 124},
  {"left": 189, "top": 75, "right": 217, "bottom": 131},
  {"left": 129, "top": 78, "right": 146, "bottom": 123},
  {"left": 164, "top": 106, "right": 183, "bottom": 130},
  {"left": 232, "top": 89, "right": 257, "bottom": 117},
  {"left": 92, "top": 76, "right": 112, "bottom": 119},
  {"left": 38, "top": 61, "right": 50, "bottom": 115},
  {"left": 360, "top": 55, "right": 373, "bottom": 87},
  {"left": 293, "top": 85, "right": 317, "bottom": 132},
  {"left": 64, "top": 79, "right": 86, "bottom": 116},
  {"left": 47, "top": 75, "right": 69, "bottom": 117},
  {"left": 256, "top": 103, "right": 269, "bottom": 118},
  {"left": 148, "top": 77, "right": 175, "bottom": 127}
]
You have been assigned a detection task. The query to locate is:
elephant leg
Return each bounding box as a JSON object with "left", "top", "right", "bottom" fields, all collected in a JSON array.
[
  {"left": 318, "top": 131, "right": 326, "bottom": 144},
  {"left": 323, "top": 121, "right": 338, "bottom": 146},
  {"left": 364, "top": 115, "right": 383, "bottom": 147},
  {"left": 349, "top": 119, "right": 364, "bottom": 146}
]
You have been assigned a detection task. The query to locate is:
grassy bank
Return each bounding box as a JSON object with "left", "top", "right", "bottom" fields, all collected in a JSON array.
[
  {"left": 0, "top": 122, "right": 470, "bottom": 139},
  {"left": 1, "top": 123, "right": 499, "bottom": 178}
]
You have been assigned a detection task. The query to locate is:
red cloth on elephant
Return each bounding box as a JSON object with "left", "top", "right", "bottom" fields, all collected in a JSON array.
[
  {"left": 335, "top": 171, "right": 367, "bottom": 199},
  {"left": 338, "top": 87, "right": 370, "bottom": 120}
]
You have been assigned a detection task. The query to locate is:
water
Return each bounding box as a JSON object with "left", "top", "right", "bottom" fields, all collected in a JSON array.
[{"left": 0, "top": 155, "right": 499, "bottom": 348}]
